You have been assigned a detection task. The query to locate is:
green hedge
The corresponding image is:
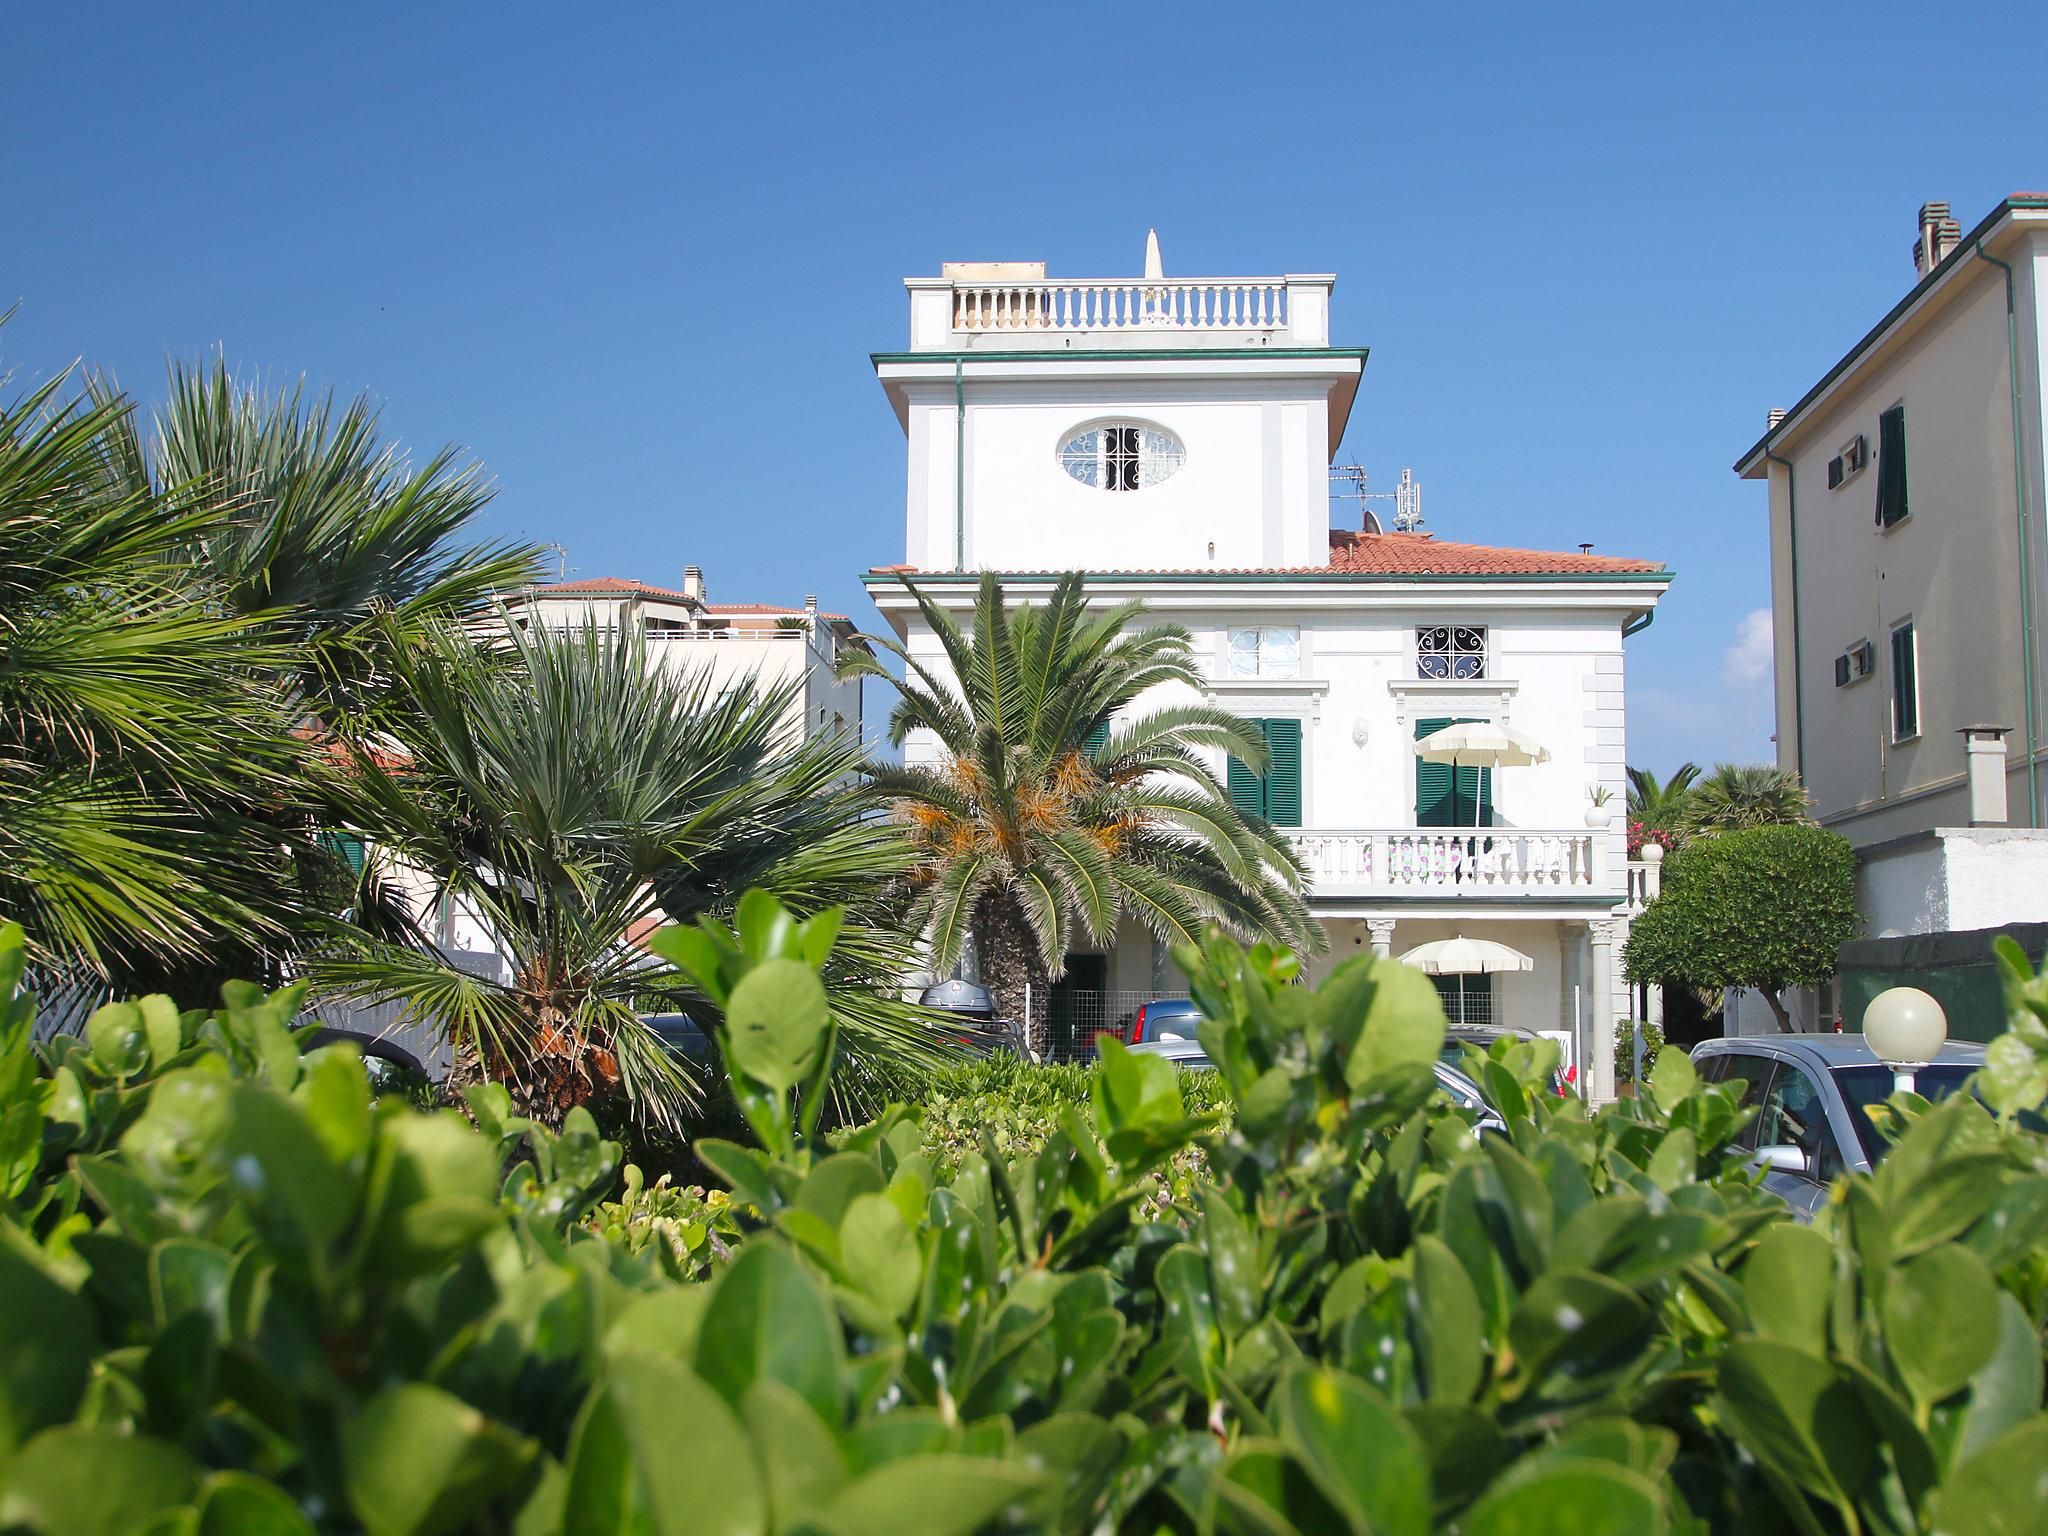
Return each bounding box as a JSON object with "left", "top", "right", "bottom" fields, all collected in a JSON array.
[{"left": 3, "top": 901, "right": 2047, "bottom": 1535}]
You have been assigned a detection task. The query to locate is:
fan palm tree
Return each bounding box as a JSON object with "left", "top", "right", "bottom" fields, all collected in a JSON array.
[
  {"left": 98, "top": 358, "right": 546, "bottom": 733},
  {"left": 1684, "top": 763, "right": 1812, "bottom": 832},
  {"left": 844, "top": 573, "right": 1321, "bottom": 1052},
  {"left": 0, "top": 373, "right": 308, "bottom": 975},
  {"left": 1625, "top": 762, "right": 1699, "bottom": 831},
  {"left": 319, "top": 615, "right": 941, "bottom": 1129}
]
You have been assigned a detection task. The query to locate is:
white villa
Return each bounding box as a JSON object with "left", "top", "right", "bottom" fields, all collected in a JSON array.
[{"left": 862, "top": 242, "right": 1672, "bottom": 1101}]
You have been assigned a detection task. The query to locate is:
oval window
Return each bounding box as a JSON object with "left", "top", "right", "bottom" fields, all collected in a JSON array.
[{"left": 1058, "top": 421, "right": 1185, "bottom": 491}]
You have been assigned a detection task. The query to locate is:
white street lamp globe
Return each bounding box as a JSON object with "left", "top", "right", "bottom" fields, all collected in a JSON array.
[{"left": 1863, "top": 986, "right": 1948, "bottom": 1068}]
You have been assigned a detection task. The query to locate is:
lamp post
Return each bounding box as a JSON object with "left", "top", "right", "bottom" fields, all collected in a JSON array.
[{"left": 1863, "top": 986, "right": 1948, "bottom": 1095}]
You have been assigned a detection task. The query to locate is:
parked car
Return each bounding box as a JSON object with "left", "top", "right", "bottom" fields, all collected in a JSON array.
[
  {"left": 303, "top": 1027, "right": 429, "bottom": 1097},
  {"left": 641, "top": 1013, "right": 711, "bottom": 1063},
  {"left": 1127, "top": 1037, "right": 1505, "bottom": 1136},
  {"left": 1442, "top": 1024, "right": 1570, "bottom": 1095},
  {"left": 1118, "top": 998, "right": 1204, "bottom": 1046},
  {"left": 918, "top": 980, "right": 1028, "bottom": 1059},
  {"left": 1689, "top": 1033, "right": 1990, "bottom": 1219}
]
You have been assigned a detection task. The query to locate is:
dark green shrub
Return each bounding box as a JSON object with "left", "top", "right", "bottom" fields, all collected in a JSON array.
[{"left": 2, "top": 902, "right": 2045, "bottom": 1535}]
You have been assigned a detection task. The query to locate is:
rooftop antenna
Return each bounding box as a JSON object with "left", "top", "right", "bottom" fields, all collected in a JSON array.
[
  {"left": 1393, "top": 468, "right": 1424, "bottom": 533},
  {"left": 1330, "top": 465, "right": 1424, "bottom": 534}
]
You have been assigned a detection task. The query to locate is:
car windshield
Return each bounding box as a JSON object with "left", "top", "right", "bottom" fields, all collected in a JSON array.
[{"left": 1831, "top": 1065, "right": 1980, "bottom": 1163}]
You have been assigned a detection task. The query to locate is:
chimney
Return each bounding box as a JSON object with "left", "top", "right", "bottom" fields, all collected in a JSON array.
[
  {"left": 1913, "top": 201, "right": 1962, "bottom": 278},
  {"left": 1767, "top": 408, "right": 1788, "bottom": 430},
  {"left": 681, "top": 564, "right": 705, "bottom": 604},
  {"left": 1959, "top": 725, "right": 2011, "bottom": 825},
  {"left": 803, "top": 593, "right": 818, "bottom": 625}
]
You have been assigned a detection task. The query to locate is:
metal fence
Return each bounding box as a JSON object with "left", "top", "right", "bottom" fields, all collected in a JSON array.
[{"left": 1041, "top": 987, "right": 1180, "bottom": 1063}]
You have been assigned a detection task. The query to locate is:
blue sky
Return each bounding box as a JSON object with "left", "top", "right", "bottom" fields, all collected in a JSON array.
[{"left": 6, "top": 2, "right": 2044, "bottom": 774}]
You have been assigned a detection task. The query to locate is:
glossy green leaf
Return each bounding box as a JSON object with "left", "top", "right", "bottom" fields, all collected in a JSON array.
[
  {"left": 1716, "top": 1339, "right": 1875, "bottom": 1512},
  {"left": 1740, "top": 1224, "right": 1833, "bottom": 1352},
  {"left": 839, "top": 1191, "right": 921, "bottom": 1321},
  {"left": 0, "top": 1427, "right": 200, "bottom": 1536},
  {"left": 194, "top": 1472, "right": 315, "bottom": 1536},
  {"left": 1409, "top": 1235, "right": 1485, "bottom": 1404},
  {"left": 823, "top": 1454, "right": 1042, "bottom": 1536},
  {"left": 0, "top": 1246, "right": 93, "bottom": 1452},
  {"left": 1926, "top": 1417, "right": 2048, "bottom": 1536},
  {"left": 565, "top": 1352, "right": 764, "bottom": 1536},
  {"left": 344, "top": 1383, "right": 535, "bottom": 1536},
  {"left": 1272, "top": 1367, "right": 1431, "bottom": 1536},
  {"left": 741, "top": 1379, "right": 846, "bottom": 1531},
  {"left": 1462, "top": 1461, "right": 1668, "bottom": 1536},
  {"left": 694, "top": 1241, "right": 841, "bottom": 1425},
  {"left": 721, "top": 958, "right": 829, "bottom": 1094},
  {"left": 1882, "top": 1245, "right": 2001, "bottom": 1410},
  {"left": 1341, "top": 960, "right": 1448, "bottom": 1089}
]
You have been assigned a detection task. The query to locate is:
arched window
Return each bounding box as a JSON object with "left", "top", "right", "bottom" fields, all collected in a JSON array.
[{"left": 1058, "top": 421, "right": 1184, "bottom": 491}]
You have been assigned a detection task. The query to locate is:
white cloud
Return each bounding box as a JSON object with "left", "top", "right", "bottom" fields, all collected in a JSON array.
[{"left": 1721, "top": 607, "right": 1774, "bottom": 688}]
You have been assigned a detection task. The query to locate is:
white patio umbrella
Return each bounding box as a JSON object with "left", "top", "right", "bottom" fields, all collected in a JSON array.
[
  {"left": 1396, "top": 934, "right": 1536, "bottom": 1022},
  {"left": 1413, "top": 721, "right": 1551, "bottom": 826}
]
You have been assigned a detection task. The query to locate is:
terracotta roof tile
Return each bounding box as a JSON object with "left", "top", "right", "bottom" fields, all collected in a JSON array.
[{"left": 865, "top": 532, "right": 1666, "bottom": 580}]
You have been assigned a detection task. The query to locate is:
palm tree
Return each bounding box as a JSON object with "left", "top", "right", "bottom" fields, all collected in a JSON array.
[
  {"left": 99, "top": 358, "right": 545, "bottom": 733},
  {"left": 1625, "top": 762, "right": 1699, "bottom": 832},
  {"left": 0, "top": 373, "right": 308, "bottom": 976},
  {"left": 1684, "top": 763, "right": 1811, "bottom": 832},
  {"left": 844, "top": 573, "right": 1322, "bottom": 1052},
  {"left": 319, "top": 616, "right": 940, "bottom": 1129}
]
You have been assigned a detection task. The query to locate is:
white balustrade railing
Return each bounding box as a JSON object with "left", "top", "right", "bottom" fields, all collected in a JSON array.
[
  {"left": 1287, "top": 829, "right": 1611, "bottom": 898},
  {"left": 952, "top": 278, "right": 1290, "bottom": 335}
]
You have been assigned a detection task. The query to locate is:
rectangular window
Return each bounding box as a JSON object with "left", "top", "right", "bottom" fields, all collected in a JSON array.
[
  {"left": 1875, "top": 405, "right": 1909, "bottom": 528},
  {"left": 1890, "top": 621, "right": 1919, "bottom": 741},
  {"left": 1225, "top": 717, "right": 1302, "bottom": 827},
  {"left": 1226, "top": 626, "right": 1301, "bottom": 679},
  {"left": 1417, "top": 625, "right": 1487, "bottom": 680},
  {"left": 1431, "top": 973, "right": 1494, "bottom": 1026},
  {"left": 1414, "top": 716, "right": 1495, "bottom": 827}
]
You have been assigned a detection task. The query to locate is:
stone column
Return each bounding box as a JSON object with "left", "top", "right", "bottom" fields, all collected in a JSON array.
[
  {"left": 1366, "top": 919, "right": 1397, "bottom": 960},
  {"left": 1588, "top": 919, "right": 1620, "bottom": 1105}
]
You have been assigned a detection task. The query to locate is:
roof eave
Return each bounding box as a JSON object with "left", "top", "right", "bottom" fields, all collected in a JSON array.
[{"left": 1734, "top": 195, "right": 2048, "bottom": 477}]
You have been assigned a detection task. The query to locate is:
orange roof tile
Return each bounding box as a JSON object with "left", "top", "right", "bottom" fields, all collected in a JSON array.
[{"left": 865, "top": 532, "right": 1666, "bottom": 580}]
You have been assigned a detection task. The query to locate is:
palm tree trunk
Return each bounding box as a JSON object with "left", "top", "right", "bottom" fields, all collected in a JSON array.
[{"left": 972, "top": 892, "right": 1052, "bottom": 1058}]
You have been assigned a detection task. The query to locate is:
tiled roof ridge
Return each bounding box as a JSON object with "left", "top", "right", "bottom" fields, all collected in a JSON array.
[
  {"left": 527, "top": 579, "right": 847, "bottom": 618},
  {"left": 864, "top": 531, "right": 1666, "bottom": 579}
]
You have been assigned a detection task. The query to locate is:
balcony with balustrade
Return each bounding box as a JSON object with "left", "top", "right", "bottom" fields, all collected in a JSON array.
[
  {"left": 904, "top": 266, "right": 1336, "bottom": 352},
  {"left": 1286, "top": 828, "right": 1624, "bottom": 904}
]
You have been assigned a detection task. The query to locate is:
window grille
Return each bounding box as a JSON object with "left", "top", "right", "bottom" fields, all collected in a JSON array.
[{"left": 1418, "top": 625, "right": 1487, "bottom": 680}]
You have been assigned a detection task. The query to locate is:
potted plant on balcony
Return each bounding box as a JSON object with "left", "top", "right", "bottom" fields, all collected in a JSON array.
[{"left": 1584, "top": 784, "right": 1616, "bottom": 828}]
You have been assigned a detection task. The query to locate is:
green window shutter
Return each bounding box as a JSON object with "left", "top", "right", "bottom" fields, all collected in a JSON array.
[
  {"left": 1263, "top": 718, "right": 1302, "bottom": 827},
  {"left": 1890, "top": 622, "right": 1918, "bottom": 739},
  {"left": 1226, "top": 748, "right": 1265, "bottom": 820},
  {"left": 1415, "top": 716, "right": 1494, "bottom": 826},
  {"left": 1876, "top": 405, "right": 1909, "bottom": 527},
  {"left": 1083, "top": 720, "right": 1110, "bottom": 757},
  {"left": 316, "top": 830, "right": 366, "bottom": 877}
]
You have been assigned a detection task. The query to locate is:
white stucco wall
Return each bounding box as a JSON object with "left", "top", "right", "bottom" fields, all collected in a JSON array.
[
  {"left": 891, "top": 359, "right": 1357, "bottom": 576},
  {"left": 1857, "top": 827, "right": 2048, "bottom": 938}
]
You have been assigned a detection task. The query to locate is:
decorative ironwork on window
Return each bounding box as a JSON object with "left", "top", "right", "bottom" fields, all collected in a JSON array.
[
  {"left": 1059, "top": 422, "right": 1185, "bottom": 491},
  {"left": 1417, "top": 625, "right": 1487, "bottom": 680}
]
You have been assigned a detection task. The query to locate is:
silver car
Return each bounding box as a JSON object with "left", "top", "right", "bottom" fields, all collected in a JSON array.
[
  {"left": 1688, "top": 1033, "right": 1988, "bottom": 1219},
  {"left": 1128, "top": 1036, "right": 1505, "bottom": 1135}
]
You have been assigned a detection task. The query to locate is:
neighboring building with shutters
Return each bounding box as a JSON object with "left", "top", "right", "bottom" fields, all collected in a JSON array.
[
  {"left": 862, "top": 242, "right": 1671, "bottom": 1100},
  {"left": 1733, "top": 195, "right": 2048, "bottom": 1035}
]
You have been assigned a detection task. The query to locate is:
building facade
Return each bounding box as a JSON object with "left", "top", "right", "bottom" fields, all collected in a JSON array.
[
  {"left": 1733, "top": 196, "right": 2048, "bottom": 1038},
  {"left": 865, "top": 246, "right": 1672, "bottom": 1100},
  {"left": 504, "top": 567, "right": 866, "bottom": 748}
]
